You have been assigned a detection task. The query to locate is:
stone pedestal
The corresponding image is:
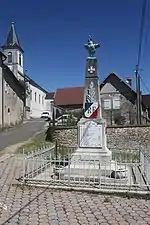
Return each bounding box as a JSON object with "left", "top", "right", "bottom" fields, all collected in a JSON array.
[{"left": 76, "top": 118, "right": 112, "bottom": 165}]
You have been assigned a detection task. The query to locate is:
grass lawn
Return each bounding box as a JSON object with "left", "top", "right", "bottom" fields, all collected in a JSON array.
[{"left": 16, "top": 130, "right": 53, "bottom": 154}]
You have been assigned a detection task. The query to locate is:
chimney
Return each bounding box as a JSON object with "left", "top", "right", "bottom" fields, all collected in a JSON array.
[{"left": 126, "top": 77, "right": 132, "bottom": 86}]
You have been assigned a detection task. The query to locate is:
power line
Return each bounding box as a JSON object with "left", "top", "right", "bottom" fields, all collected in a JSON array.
[
  {"left": 137, "top": 0, "right": 147, "bottom": 69},
  {"left": 140, "top": 76, "right": 150, "bottom": 94},
  {"left": 141, "top": 18, "right": 150, "bottom": 61}
]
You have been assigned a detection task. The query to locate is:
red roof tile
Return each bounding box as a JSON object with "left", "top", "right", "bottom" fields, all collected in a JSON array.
[
  {"left": 54, "top": 86, "right": 84, "bottom": 106},
  {"left": 54, "top": 73, "right": 149, "bottom": 109}
]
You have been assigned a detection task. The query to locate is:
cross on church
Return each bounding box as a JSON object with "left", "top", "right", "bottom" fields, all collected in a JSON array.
[{"left": 88, "top": 66, "right": 95, "bottom": 74}]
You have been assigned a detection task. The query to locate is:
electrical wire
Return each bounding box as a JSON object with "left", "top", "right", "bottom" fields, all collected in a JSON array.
[
  {"left": 137, "top": 0, "right": 147, "bottom": 70},
  {"left": 140, "top": 75, "right": 150, "bottom": 94},
  {"left": 141, "top": 18, "right": 150, "bottom": 61}
]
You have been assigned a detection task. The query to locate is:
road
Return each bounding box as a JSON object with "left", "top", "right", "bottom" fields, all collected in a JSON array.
[{"left": 0, "top": 119, "right": 46, "bottom": 149}]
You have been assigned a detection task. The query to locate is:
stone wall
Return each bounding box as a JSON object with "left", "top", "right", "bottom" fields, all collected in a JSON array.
[
  {"left": 54, "top": 127, "right": 78, "bottom": 147},
  {"left": 54, "top": 125, "right": 150, "bottom": 151}
]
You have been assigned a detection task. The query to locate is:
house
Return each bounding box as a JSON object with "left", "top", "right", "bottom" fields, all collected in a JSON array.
[
  {"left": 45, "top": 92, "right": 55, "bottom": 116},
  {"left": 45, "top": 92, "right": 63, "bottom": 118},
  {"left": 1, "top": 22, "right": 53, "bottom": 121},
  {"left": 54, "top": 73, "right": 148, "bottom": 125},
  {"left": 142, "top": 94, "right": 150, "bottom": 118},
  {"left": 26, "top": 75, "right": 48, "bottom": 118}
]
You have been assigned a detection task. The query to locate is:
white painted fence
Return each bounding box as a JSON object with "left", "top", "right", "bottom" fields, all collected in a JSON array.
[
  {"left": 140, "top": 150, "right": 150, "bottom": 185},
  {"left": 18, "top": 146, "right": 150, "bottom": 193}
]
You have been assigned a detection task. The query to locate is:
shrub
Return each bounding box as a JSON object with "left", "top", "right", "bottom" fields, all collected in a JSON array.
[
  {"left": 67, "top": 112, "right": 77, "bottom": 126},
  {"left": 114, "top": 113, "right": 126, "bottom": 125},
  {"left": 45, "top": 124, "right": 55, "bottom": 142}
]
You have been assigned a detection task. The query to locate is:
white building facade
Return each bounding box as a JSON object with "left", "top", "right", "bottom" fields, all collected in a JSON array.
[{"left": 29, "top": 79, "right": 50, "bottom": 118}]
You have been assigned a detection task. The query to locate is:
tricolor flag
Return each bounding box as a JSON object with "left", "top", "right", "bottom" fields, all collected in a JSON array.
[{"left": 84, "top": 102, "right": 99, "bottom": 118}]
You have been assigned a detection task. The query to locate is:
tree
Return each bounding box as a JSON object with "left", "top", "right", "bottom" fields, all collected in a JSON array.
[{"left": 19, "top": 79, "right": 30, "bottom": 98}]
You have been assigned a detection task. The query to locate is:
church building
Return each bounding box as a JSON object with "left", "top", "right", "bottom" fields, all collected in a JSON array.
[{"left": 0, "top": 22, "right": 52, "bottom": 128}]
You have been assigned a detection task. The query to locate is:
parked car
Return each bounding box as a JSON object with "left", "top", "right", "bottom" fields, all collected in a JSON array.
[
  {"left": 41, "top": 111, "right": 50, "bottom": 119},
  {"left": 55, "top": 114, "right": 77, "bottom": 125}
]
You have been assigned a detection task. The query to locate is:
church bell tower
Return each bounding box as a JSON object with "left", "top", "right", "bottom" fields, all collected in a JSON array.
[{"left": 2, "top": 22, "right": 24, "bottom": 80}]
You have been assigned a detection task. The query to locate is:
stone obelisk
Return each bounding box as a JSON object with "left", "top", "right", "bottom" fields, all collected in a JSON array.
[
  {"left": 61, "top": 35, "right": 129, "bottom": 182},
  {"left": 75, "top": 35, "right": 112, "bottom": 164}
]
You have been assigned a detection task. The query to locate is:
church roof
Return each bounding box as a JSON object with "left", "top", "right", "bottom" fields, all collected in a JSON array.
[
  {"left": 2, "top": 22, "right": 24, "bottom": 53},
  {"left": 3, "top": 65, "right": 25, "bottom": 101}
]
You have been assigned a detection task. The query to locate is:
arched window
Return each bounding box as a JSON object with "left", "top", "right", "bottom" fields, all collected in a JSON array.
[
  {"left": 19, "top": 53, "right": 22, "bottom": 66},
  {"left": 8, "top": 52, "right": 12, "bottom": 63}
]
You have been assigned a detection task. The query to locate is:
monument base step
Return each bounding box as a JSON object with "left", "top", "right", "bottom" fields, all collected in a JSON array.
[
  {"left": 61, "top": 174, "right": 131, "bottom": 185},
  {"left": 71, "top": 147, "right": 112, "bottom": 165},
  {"left": 59, "top": 161, "right": 129, "bottom": 179}
]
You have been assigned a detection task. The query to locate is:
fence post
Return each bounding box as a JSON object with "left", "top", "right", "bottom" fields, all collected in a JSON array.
[
  {"left": 68, "top": 157, "right": 71, "bottom": 186},
  {"left": 55, "top": 140, "right": 58, "bottom": 160},
  {"left": 98, "top": 162, "right": 101, "bottom": 189}
]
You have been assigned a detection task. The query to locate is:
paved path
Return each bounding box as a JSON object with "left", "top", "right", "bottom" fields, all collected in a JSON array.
[
  {"left": 0, "top": 156, "right": 150, "bottom": 225},
  {"left": 0, "top": 119, "right": 46, "bottom": 150}
]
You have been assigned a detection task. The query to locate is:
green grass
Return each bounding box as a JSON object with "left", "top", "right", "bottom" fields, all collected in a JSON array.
[
  {"left": 112, "top": 150, "right": 140, "bottom": 163},
  {"left": 16, "top": 131, "right": 53, "bottom": 154}
]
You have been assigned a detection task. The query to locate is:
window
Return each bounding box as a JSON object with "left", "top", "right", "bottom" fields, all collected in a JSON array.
[
  {"left": 19, "top": 53, "right": 22, "bottom": 66},
  {"left": 39, "top": 94, "right": 41, "bottom": 103},
  {"left": 8, "top": 52, "right": 12, "bottom": 63},
  {"left": 35, "top": 92, "right": 37, "bottom": 102},
  {"left": 113, "top": 97, "right": 120, "bottom": 109},
  {"left": 42, "top": 96, "right": 44, "bottom": 105},
  {"left": 103, "top": 99, "right": 111, "bottom": 109},
  {"left": 30, "top": 90, "right": 32, "bottom": 100}
]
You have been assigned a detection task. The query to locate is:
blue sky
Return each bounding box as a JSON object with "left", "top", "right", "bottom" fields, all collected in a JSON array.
[{"left": 0, "top": 0, "right": 150, "bottom": 93}]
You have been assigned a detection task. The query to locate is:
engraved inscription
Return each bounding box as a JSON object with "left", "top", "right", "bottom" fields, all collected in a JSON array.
[{"left": 79, "top": 121, "right": 102, "bottom": 148}]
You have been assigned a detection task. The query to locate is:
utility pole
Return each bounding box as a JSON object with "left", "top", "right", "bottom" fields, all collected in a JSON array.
[{"left": 135, "top": 65, "right": 141, "bottom": 125}]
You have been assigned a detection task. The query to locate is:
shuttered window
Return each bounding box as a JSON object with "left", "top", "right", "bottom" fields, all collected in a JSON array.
[
  {"left": 113, "top": 97, "right": 120, "bottom": 109},
  {"left": 103, "top": 99, "right": 111, "bottom": 109}
]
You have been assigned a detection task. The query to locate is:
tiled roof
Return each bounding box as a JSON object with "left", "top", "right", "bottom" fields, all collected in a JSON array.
[
  {"left": 45, "top": 92, "right": 55, "bottom": 100},
  {"left": 27, "top": 76, "right": 47, "bottom": 93},
  {"left": 0, "top": 51, "right": 7, "bottom": 60},
  {"left": 17, "top": 71, "right": 48, "bottom": 94},
  {"left": 54, "top": 86, "right": 84, "bottom": 106},
  {"left": 54, "top": 73, "right": 147, "bottom": 111},
  {"left": 3, "top": 65, "right": 25, "bottom": 100}
]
